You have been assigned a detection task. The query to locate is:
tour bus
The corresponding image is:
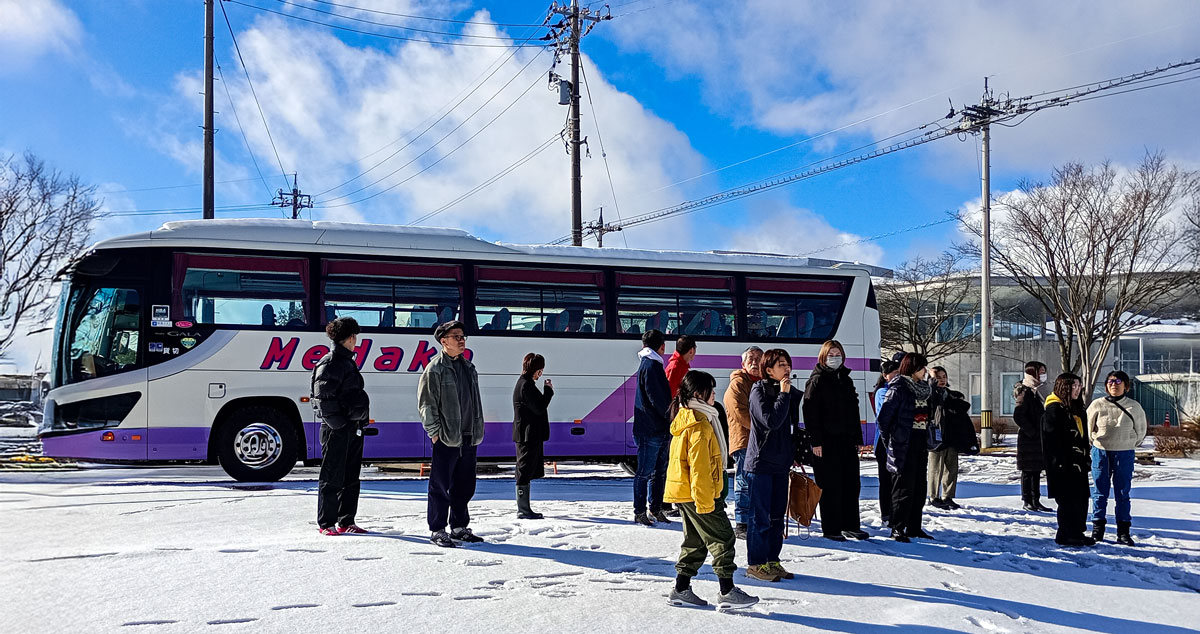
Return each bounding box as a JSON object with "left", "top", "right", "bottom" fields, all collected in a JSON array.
[{"left": 40, "top": 220, "right": 881, "bottom": 481}]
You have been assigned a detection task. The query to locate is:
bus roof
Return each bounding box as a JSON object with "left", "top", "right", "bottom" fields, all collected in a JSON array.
[{"left": 88, "top": 219, "right": 872, "bottom": 277}]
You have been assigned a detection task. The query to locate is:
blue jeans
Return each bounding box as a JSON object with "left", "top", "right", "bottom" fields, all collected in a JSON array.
[
  {"left": 731, "top": 449, "right": 750, "bottom": 524},
  {"left": 1091, "top": 447, "right": 1134, "bottom": 524},
  {"left": 745, "top": 471, "right": 789, "bottom": 566},
  {"left": 633, "top": 434, "right": 671, "bottom": 514}
]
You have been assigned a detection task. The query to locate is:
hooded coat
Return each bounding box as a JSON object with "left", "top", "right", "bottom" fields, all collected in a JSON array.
[
  {"left": 1013, "top": 380, "right": 1046, "bottom": 471},
  {"left": 663, "top": 406, "right": 726, "bottom": 514},
  {"left": 1041, "top": 393, "right": 1091, "bottom": 498},
  {"left": 801, "top": 364, "right": 864, "bottom": 448}
]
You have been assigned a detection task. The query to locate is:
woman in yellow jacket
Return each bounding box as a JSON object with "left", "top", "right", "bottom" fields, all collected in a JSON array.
[{"left": 664, "top": 370, "right": 759, "bottom": 611}]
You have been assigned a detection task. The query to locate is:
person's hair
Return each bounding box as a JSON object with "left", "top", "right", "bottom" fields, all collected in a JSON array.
[
  {"left": 675, "top": 370, "right": 717, "bottom": 410},
  {"left": 521, "top": 352, "right": 545, "bottom": 377},
  {"left": 642, "top": 329, "right": 664, "bottom": 351},
  {"left": 881, "top": 359, "right": 900, "bottom": 376},
  {"left": 1105, "top": 370, "right": 1131, "bottom": 388},
  {"left": 741, "top": 346, "right": 763, "bottom": 363},
  {"left": 817, "top": 340, "right": 845, "bottom": 366},
  {"left": 873, "top": 373, "right": 889, "bottom": 391},
  {"left": 931, "top": 366, "right": 947, "bottom": 377},
  {"left": 326, "top": 317, "right": 361, "bottom": 344},
  {"left": 1052, "top": 372, "right": 1081, "bottom": 403},
  {"left": 1024, "top": 361, "right": 1046, "bottom": 376},
  {"left": 434, "top": 320, "right": 467, "bottom": 342},
  {"left": 897, "top": 352, "right": 928, "bottom": 377},
  {"left": 762, "top": 348, "right": 792, "bottom": 374},
  {"left": 675, "top": 334, "right": 697, "bottom": 355}
]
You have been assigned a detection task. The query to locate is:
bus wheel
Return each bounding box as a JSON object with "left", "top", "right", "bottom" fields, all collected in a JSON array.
[
  {"left": 619, "top": 457, "right": 637, "bottom": 476},
  {"left": 217, "top": 406, "right": 298, "bottom": 482}
]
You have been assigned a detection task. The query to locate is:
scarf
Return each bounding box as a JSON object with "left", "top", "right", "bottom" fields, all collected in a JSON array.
[
  {"left": 637, "top": 347, "right": 664, "bottom": 366},
  {"left": 687, "top": 398, "right": 728, "bottom": 459},
  {"left": 902, "top": 375, "right": 932, "bottom": 406}
]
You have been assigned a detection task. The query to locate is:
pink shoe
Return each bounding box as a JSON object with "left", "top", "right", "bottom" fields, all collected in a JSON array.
[
  {"left": 337, "top": 525, "right": 369, "bottom": 534},
  {"left": 318, "top": 526, "right": 340, "bottom": 536}
]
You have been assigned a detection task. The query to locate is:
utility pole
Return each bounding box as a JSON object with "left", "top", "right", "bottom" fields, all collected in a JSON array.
[
  {"left": 203, "top": 0, "right": 215, "bottom": 219},
  {"left": 550, "top": 1, "right": 609, "bottom": 246},
  {"left": 273, "top": 174, "right": 313, "bottom": 219},
  {"left": 583, "top": 206, "right": 622, "bottom": 247}
]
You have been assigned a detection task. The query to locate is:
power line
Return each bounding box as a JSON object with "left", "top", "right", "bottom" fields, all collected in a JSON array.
[
  {"left": 797, "top": 216, "right": 959, "bottom": 257},
  {"left": 300, "top": 0, "right": 551, "bottom": 27},
  {"left": 578, "top": 57, "right": 628, "bottom": 247},
  {"left": 224, "top": 0, "right": 549, "bottom": 48},
  {"left": 219, "top": 0, "right": 291, "bottom": 190},
  {"left": 315, "top": 68, "right": 547, "bottom": 209},
  {"left": 97, "top": 177, "right": 267, "bottom": 194},
  {"left": 316, "top": 49, "right": 549, "bottom": 206},
  {"left": 313, "top": 27, "right": 549, "bottom": 198},
  {"left": 214, "top": 53, "right": 275, "bottom": 199},
  {"left": 409, "top": 132, "right": 562, "bottom": 225},
  {"left": 106, "top": 203, "right": 279, "bottom": 216},
  {"left": 262, "top": 0, "right": 553, "bottom": 41}
]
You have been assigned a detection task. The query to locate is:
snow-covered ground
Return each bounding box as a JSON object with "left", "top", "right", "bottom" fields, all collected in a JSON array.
[{"left": 2, "top": 455, "right": 1197, "bottom": 634}]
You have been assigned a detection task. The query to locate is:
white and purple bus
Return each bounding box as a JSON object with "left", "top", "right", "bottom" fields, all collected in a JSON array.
[{"left": 40, "top": 220, "right": 881, "bottom": 481}]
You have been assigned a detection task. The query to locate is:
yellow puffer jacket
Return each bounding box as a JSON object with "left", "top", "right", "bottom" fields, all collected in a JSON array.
[{"left": 663, "top": 407, "right": 724, "bottom": 514}]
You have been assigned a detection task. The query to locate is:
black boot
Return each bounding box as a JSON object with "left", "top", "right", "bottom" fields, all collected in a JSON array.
[
  {"left": 1020, "top": 471, "right": 1037, "bottom": 511},
  {"left": 1032, "top": 489, "right": 1053, "bottom": 513},
  {"left": 1116, "top": 521, "right": 1135, "bottom": 546},
  {"left": 1092, "top": 520, "right": 1106, "bottom": 542},
  {"left": 517, "top": 484, "right": 543, "bottom": 520}
]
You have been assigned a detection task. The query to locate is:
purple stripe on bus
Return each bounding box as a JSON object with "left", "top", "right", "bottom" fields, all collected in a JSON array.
[{"left": 41, "top": 429, "right": 148, "bottom": 461}]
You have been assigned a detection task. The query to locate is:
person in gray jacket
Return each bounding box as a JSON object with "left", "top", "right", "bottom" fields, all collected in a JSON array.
[{"left": 418, "top": 320, "right": 486, "bottom": 548}]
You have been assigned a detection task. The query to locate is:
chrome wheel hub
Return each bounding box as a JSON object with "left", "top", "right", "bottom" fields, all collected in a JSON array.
[{"left": 233, "top": 423, "right": 282, "bottom": 469}]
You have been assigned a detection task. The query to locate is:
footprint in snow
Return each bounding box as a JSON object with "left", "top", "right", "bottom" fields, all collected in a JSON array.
[
  {"left": 452, "top": 595, "right": 494, "bottom": 601},
  {"left": 352, "top": 601, "right": 396, "bottom": 608},
  {"left": 400, "top": 591, "right": 443, "bottom": 597},
  {"left": 940, "top": 581, "right": 975, "bottom": 593},
  {"left": 218, "top": 549, "right": 257, "bottom": 554},
  {"left": 828, "top": 554, "right": 860, "bottom": 562},
  {"left": 207, "top": 618, "right": 258, "bottom": 625},
  {"left": 963, "top": 616, "right": 1011, "bottom": 632},
  {"left": 524, "top": 571, "right": 583, "bottom": 579},
  {"left": 345, "top": 556, "right": 383, "bottom": 561},
  {"left": 929, "top": 563, "right": 963, "bottom": 576},
  {"left": 121, "top": 620, "right": 179, "bottom": 627},
  {"left": 29, "top": 552, "right": 118, "bottom": 562},
  {"left": 459, "top": 559, "right": 503, "bottom": 567},
  {"left": 271, "top": 604, "right": 320, "bottom": 611},
  {"left": 285, "top": 548, "right": 326, "bottom": 553}
]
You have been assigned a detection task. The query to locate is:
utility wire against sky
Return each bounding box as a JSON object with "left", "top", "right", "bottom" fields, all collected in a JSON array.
[
  {"left": 213, "top": 53, "right": 275, "bottom": 201},
  {"left": 579, "top": 57, "right": 628, "bottom": 247},
  {"left": 549, "top": 55, "right": 1200, "bottom": 245},
  {"left": 299, "top": 0, "right": 551, "bottom": 27},
  {"left": 262, "top": 0, "right": 559, "bottom": 41}
]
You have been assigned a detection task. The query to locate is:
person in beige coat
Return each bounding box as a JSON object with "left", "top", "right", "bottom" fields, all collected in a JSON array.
[
  {"left": 723, "top": 346, "right": 762, "bottom": 540},
  {"left": 1086, "top": 370, "right": 1148, "bottom": 546}
]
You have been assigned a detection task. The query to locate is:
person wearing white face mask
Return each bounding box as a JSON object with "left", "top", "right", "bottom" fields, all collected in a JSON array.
[
  {"left": 1013, "top": 361, "right": 1053, "bottom": 512},
  {"left": 802, "top": 340, "right": 868, "bottom": 541}
]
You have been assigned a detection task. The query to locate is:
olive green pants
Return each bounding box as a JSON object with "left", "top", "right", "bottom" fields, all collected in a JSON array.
[{"left": 675, "top": 499, "right": 737, "bottom": 579}]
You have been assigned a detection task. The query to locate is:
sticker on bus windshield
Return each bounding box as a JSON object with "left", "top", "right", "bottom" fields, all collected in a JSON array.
[
  {"left": 149, "top": 342, "right": 164, "bottom": 353},
  {"left": 175, "top": 321, "right": 194, "bottom": 328},
  {"left": 181, "top": 338, "right": 197, "bottom": 349},
  {"left": 153, "top": 305, "right": 169, "bottom": 320}
]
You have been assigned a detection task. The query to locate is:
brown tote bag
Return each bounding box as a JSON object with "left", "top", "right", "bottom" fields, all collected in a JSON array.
[{"left": 786, "top": 463, "right": 822, "bottom": 528}]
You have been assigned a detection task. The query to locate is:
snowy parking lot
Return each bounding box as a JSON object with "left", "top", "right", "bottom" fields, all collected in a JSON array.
[{"left": 2, "top": 455, "right": 1198, "bottom": 633}]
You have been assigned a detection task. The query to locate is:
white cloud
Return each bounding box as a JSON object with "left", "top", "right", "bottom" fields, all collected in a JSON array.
[
  {"left": 725, "top": 201, "right": 884, "bottom": 265},
  {"left": 148, "top": 11, "right": 706, "bottom": 247},
  {"left": 610, "top": 1, "right": 1200, "bottom": 172},
  {"left": 0, "top": 0, "right": 81, "bottom": 71}
]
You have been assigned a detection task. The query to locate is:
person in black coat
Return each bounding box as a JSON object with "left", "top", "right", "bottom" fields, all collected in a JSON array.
[
  {"left": 1041, "top": 373, "right": 1094, "bottom": 547},
  {"left": 632, "top": 329, "right": 673, "bottom": 525},
  {"left": 311, "top": 317, "right": 371, "bottom": 535},
  {"left": 877, "top": 352, "right": 941, "bottom": 542},
  {"left": 1013, "top": 361, "right": 1052, "bottom": 512},
  {"left": 513, "top": 353, "right": 554, "bottom": 520},
  {"left": 802, "top": 340, "right": 868, "bottom": 541}
]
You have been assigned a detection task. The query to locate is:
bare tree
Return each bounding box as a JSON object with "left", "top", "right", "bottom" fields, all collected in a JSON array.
[
  {"left": 0, "top": 153, "right": 102, "bottom": 358},
  {"left": 960, "top": 153, "right": 1199, "bottom": 399},
  {"left": 876, "top": 252, "right": 979, "bottom": 361}
]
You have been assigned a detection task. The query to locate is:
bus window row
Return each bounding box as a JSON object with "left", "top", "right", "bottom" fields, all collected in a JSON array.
[{"left": 171, "top": 254, "right": 850, "bottom": 340}]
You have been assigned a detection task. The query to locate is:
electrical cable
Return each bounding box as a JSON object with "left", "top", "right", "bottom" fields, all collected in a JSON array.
[
  {"left": 214, "top": 53, "right": 275, "bottom": 200},
  {"left": 797, "top": 216, "right": 959, "bottom": 258},
  {"left": 300, "top": 0, "right": 551, "bottom": 27},
  {"left": 224, "top": 0, "right": 549, "bottom": 48},
  {"left": 97, "top": 177, "right": 266, "bottom": 194},
  {"left": 219, "top": 0, "right": 292, "bottom": 190},
  {"left": 264, "top": 0, "right": 549, "bottom": 41},
  {"left": 579, "top": 58, "right": 628, "bottom": 247}
]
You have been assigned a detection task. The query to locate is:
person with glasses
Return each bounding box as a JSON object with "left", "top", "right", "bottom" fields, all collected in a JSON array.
[
  {"left": 418, "top": 320, "right": 486, "bottom": 548},
  {"left": 1086, "top": 371, "right": 1148, "bottom": 546},
  {"left": 1041, "top": 373, "right": 1093, "bottom": 547}
]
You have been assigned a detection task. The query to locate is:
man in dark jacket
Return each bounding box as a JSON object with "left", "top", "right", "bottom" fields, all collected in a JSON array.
[
  {"left": 1013, "top": 361, "right": 1052, "bottom": 512},
  {"left": 312, "top": 317, "right": 371, "bottom": 535},
  {"left": 633, "top": 329, "right": 673, "bottom": 526},
  {"left": 418, "top": 320, "right": 486, "bottom": 547}
]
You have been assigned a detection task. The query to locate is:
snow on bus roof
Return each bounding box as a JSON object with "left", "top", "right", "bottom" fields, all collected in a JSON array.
[{"left": 88, "top": 219, "right": 864, "bottom": 274}]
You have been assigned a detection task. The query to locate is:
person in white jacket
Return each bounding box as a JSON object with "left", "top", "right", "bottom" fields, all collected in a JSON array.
[{"left": 1086, "top": 370, "right": 1147, "bottom": 546}]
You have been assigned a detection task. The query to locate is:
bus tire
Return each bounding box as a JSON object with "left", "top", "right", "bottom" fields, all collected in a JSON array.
[
  {"left": 619, "top": 457, "right": 637, "bottom": 476},
  {"left": 216, "top": 406, "right": 298, "bottom": 482}
]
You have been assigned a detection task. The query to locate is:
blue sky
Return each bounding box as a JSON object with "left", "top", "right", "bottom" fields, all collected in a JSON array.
[{"left": 2, "top": 0, "right": 1199, "bottom": 270}]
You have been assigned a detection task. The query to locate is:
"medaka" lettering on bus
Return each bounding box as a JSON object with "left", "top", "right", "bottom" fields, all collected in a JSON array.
[{"left": 259, "top": 337, "right": 471, "bottom": 372}]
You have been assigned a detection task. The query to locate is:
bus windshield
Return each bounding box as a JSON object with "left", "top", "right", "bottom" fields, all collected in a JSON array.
[{"left": 58, "top": 283, "right": 141, "bottom": 386}]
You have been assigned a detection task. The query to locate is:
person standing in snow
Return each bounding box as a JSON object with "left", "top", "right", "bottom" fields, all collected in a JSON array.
[
  {"left": 665, "top": 334, "right": 697, "bottom": 398},
  {"left": 633, "top": 329, "right": 674, "bottom": 526},
  {"left": 513, "top": 353, "right": 554, "bottom": 520},
  {"left": 802, "top": 340, "right": 868, "bottom": 541},
  {"left": 871, "top": 356, "right": 901, "bottom": 526},
  {"left": 418, "top": 320, "right": 486, "bottom": 548},
  {"left": 664, "top": 370, "right": 759, "bottom": 610},
  {"left": 724, "top": 345, "right": 763, "bottom": 540},
  {"left": 311, "top": 317, "right": 371, "bottom": 535},
  {"left": 1013, "top": 361, "right": 1053, "bottom": 512},
  {"left": 1041, "top": 373, "right": 1094, "bottom": 547},
  {"left": 928, "top": 367, "right": 966, "bottom": 511},
  {"left": 877, "top": 352, "right": 940, "bottom": 542},
  {"left": 745, "top": 348, "right": 801, "bottom": 582},
  {"left": 1087, "top": 370, "right": 1148, "bottom": 546}
]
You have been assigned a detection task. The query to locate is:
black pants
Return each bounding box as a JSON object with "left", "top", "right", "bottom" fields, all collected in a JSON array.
[
  {"left": 428, "top": 437, "right": 478, "bottom": 532},
  {"left": 876, "top": 438, "right": 893, "bottom": 521},
  {"left": 318, "top": 424, "right": 364, "bottom": 529},
  {"left": 515, "top": 441, "right": 545, "bottom": 486},
  {"left": 813, "top": 443, "right": 861, "bottom": 535},
  {"left": 1054, "top": 476, "right": 1089, "bottom": 541},
  {"left": 1021, "top": 470, "right": 1043, "bottom": 502},
  {"left": 890, "top": 438, "right": 928, "bottom": 534}
]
